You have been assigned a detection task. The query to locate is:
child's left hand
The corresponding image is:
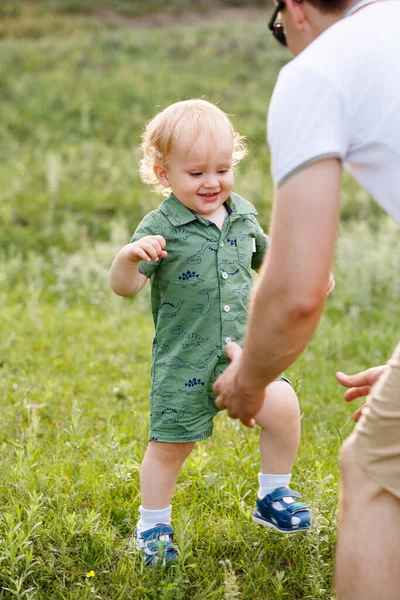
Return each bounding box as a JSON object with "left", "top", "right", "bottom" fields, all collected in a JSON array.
[{"left": 327, "top": 272, "right": 335, "bottom": 296}]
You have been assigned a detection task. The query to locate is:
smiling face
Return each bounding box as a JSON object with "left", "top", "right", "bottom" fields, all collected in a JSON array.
[{"left": 154, "top": 127, "right": 235, "bottom": 221}]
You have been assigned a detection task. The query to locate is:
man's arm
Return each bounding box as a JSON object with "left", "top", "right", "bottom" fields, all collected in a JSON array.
[{"left": 214, "top": 158, "right": 342, "bottom": 424}]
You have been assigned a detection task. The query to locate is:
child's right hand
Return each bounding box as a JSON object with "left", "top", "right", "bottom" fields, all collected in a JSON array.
[{"left": 124, "top": 235, "right": 167, "bottom": 263}]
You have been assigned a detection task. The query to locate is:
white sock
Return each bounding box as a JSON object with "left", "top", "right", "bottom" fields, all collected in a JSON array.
[
  {"left": 137, "top": 505, "right": 172, "bottom": 534},
  {"left": 258, "top": 473, "right": 292, "bottom": 499},
  {"left": 258, "top": 473, "right": 303, "bottom": 527}
]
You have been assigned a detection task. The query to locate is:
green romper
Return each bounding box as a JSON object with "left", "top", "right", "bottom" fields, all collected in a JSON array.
[{"left": 132, "top": 192, "right": 289, "bottom": 443}]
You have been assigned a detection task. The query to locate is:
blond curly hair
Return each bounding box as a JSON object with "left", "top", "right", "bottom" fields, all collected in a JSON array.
[{"left": 139, "top": 99, "right": 247, "bottom": 196}]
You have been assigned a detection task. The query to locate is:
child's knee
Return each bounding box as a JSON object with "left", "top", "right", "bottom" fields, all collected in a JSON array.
[
  {"left": 257, "top": 382, "right": 300, "bottom": 431},
  {"left": 147, "top": 440, "right": 195, "bottom": 464}
]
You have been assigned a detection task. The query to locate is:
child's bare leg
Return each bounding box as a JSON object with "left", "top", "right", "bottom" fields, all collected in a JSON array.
[
  {"left": 253, "top": 381, "right": 310, "bottom": 532},
  {"left": 140, "top": 441, "right": 195, "bottom": 509},
  {"left": 135, "top": 441, "right": 194, "bottom": 563},
  {"left": 255, "top": 381, "right": 300, "bottom": 474}
]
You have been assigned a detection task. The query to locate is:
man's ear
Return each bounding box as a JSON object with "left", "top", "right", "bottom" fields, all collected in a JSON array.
[
  {"left": 286, "top": 0, "right": 307, "bottom": 30},
  {"left": 153, "top": 164, "right": 169, "bottom": 187}
]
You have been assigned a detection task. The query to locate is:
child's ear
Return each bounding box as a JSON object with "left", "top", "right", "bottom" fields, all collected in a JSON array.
[{"left": 153, "top": 164, "right": 169, "bottom": 188}]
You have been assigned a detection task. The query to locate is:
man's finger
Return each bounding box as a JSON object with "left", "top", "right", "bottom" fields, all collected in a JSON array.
[
  {"left": 213, "top": 373, "right": 224, "bottom": 395},
  {"left": 240, "top": 416, "right": 256, "bottom": 428},
  {"left": 353, "top": 403, "right": 367, "bottom": 423},
  {"left": 336, "top": 366, "right": 386, "bottom": 389},
  {"left": 215, "top": 394, "right": 225, "bottom": 409},
  {"left": 344, "top": 385, "right": 371, "bottom": 402},
  {"left": 225, "top": 341, "right": 242, "bottom": 361},
  {"left": 336, "top": 370, "right": 369, "bottom": 388}
]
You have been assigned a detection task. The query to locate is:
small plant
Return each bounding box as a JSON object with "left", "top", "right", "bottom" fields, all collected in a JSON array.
[{"left": 221, "top": 559, "right": 241, "bottom": 599}]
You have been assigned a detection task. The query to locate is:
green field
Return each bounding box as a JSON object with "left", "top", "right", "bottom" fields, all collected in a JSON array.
[{"left": 1, "top": 4, "right": 400, "bottom": 599}]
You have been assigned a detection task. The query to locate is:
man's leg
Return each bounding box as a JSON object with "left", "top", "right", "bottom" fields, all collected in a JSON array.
[
  {"left": 336, "top": 344, "right": 400, "bottom": 600},
  {"left": 336, "top": 434, "right": 400, "bottom": 600}
]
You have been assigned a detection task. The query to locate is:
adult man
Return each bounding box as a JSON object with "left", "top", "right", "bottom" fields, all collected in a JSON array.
[{"left": 213, "top": 0, "right": 400, "bottom": 598}]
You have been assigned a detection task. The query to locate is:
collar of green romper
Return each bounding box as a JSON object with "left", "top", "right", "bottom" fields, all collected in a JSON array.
[{"left": 159, "top": 193, "right": 258, "bottom": 226}]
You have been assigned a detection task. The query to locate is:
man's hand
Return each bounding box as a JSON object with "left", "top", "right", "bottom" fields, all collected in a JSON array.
[
  {"left": 336, "top": 365, "right": 387, "bottom": 422},
  {"left": 213, "top": 342, "right": 265, "bottom": 428},
  {"left": 124, "top": 235, "right": 167, "bottom": 263},
  {"left": 327, "top": 272, "right": 335, "bottom": 295}
]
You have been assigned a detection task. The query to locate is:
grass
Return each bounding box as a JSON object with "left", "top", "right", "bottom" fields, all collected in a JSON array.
[
  {"left": 0, "top": 1, "right": 267, "bottom": 21},
  {"left": 1, "top": 5, "right": 400, "bottom": 599}
]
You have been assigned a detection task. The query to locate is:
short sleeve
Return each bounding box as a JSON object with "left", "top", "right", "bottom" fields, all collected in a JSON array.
[
  {"left": 130, "top": 212, "right": 163, "bottom": 279},
  {"left": 267, "top": 65, "right": 347, "bottom": 186},
  {"left": 251, "top": 221, "right": 269, "bottom": 270}
]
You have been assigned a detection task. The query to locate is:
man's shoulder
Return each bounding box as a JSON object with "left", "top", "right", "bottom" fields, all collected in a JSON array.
[{"left": 280, "top": 9, "right": 380, "bottom": 87}]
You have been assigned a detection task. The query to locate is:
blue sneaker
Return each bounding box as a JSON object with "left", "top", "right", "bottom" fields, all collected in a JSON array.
[
  {"left": 134, "top": 523, "right": 179, "bottom": 566},
  {"left": 252, "top": 487, "right": 311, "bottom": 534}
]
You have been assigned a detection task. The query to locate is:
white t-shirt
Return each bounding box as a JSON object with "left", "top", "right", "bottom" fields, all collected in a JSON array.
[{"left": 267, "top": 0, "right": 400, "bottom": 224}]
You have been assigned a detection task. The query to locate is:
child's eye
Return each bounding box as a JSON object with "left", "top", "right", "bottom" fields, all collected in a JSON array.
[
  {"left": 189, "top": 172, "right": 203, "bottom": 177},
  {"left": 218, "top": 169, "right": 228, "bottom": 174}
]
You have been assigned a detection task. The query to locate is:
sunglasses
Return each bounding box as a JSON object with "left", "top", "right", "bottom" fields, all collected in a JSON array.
[{"left": 268, "top": 0, "right": 287, "bottom": 46}]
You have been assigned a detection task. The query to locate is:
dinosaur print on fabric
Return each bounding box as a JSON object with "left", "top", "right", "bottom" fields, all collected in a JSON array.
[
  {"left": 233, "top": 286, "right": 249, "bottom": 302},
  {"left": 184, "top": 377, "right": 205, "bottom": 388},
  {"left": 131, "top": 192, "right": 270, "bottom": 443},
  {"left": 155, "top": 342, "right": 190, "bottom": 370},
  {"left": 162, "top": 251, "right": 184, "bottom": 264},
  {"left": 172, "top": 270, "right": 205, "bottom": 288},
  {"left": 159, "top": 355, "right": 190, "bottom": 369},
  {"left": 193, "top": 345, "right": 222, "bottom": 372},
  {"left": 242, "top": 217, "right": 257, "bottom": 225},
  {"left": 222, "top": 308, "right": 247, "bottom": 322},
  {"left": 155, "top": 342, "right": 221, "bottom": 372},
  {"left": 156, "top": 407, "right": 186, "bottom": 424},
  {"left": 182, "top": 332, "right": 210, "bottom": 349},
  {"left": 161, "top": 195, "right": 190, "bottom": 226},
  {"left": 170, "top": 326, "right": 209, "bottom": 349},
  {"left": 183, "top": 377, "right": 207, "bottom": 396},
  {"left": 192, "top": 288, "right": 219, "bottom": 316},
  {"left": 237, "top": 233, "right": 254, "bottom": 241},
  {"left": 235, "top": 234, "right": 254, "bottom": 263},
  {"left": 214, "top": 360, "right": 232, "bottom": 379},
  {"left": 187, "top": 240, "right": 219, "bottom": 265},
  {"left": 163, "top": 226, "right": 197, "bottom": 241},
  {"left": 159, "top": 299, "right": 185, "bottom": 318},
  {"left": 174, "top": 430, "right": 210, "bottom": 441}
]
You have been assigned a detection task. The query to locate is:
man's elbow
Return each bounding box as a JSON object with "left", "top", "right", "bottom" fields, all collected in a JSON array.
[{"left": 290, "top": 289, "right": 326, "bottom": 319}]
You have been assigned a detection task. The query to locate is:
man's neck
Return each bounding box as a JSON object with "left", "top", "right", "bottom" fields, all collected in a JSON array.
[
  {"left": 314, "top": 10, "right": 344, "bottom": 37},
  {"left": 293, "top": 2, "right": 347, "bottom": 55}
]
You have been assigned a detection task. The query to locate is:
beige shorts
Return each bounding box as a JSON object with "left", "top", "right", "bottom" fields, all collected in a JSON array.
[{"left": 353, "top": 342, "right": 400, "bottom": 499}]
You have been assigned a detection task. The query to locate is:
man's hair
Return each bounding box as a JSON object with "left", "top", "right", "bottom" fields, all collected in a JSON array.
[
  {"left": 139, "top": 99, "right": 247, "bottom": 195},
  {"left": 305, "top": 0, "right": 350, "bottom": 13}
]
